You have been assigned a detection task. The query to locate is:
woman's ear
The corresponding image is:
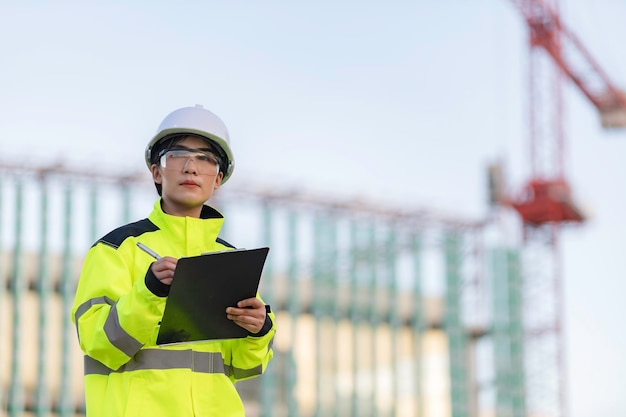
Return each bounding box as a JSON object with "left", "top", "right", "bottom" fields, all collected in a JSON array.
[
  {"left": 151, "top": 164, "right": 162, "bottom": 184},
  {"left": 213, "top": 172, "right": 224, "bottom": 190}
]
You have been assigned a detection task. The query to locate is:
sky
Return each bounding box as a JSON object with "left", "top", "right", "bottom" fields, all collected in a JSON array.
[{"left": 1, "top": 1, "right": 625, "bottom": 416}]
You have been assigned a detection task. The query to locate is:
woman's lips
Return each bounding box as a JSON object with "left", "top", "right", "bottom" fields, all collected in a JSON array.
[{"left": 180, "top": 180, "right": 199, "bottom": 187}]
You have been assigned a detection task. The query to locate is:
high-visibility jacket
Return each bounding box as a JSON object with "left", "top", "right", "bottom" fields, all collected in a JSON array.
[{"left": 71, "top": 200, "right": 275, "bottom": 417}]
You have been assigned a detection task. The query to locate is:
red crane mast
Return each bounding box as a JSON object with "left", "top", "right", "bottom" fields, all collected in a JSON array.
[{"left": 501, "top": 1, "right": 626, "bottom": 417}]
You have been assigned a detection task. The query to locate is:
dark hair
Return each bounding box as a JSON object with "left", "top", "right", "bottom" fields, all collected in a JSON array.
[{"left": 150, "top": 134, "right": 226, "bottom": 196}]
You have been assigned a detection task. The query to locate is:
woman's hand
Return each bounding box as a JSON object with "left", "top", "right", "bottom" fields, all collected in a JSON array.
[
  {"left": 226, "top": 297, "right": 267, "bottom": 334},
  {"left": 149, "top": 256, "right": 178, "bottom": 285}
]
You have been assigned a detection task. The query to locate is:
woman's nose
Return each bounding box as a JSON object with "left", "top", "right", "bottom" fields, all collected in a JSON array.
[{"left": 183, "top": 157, "right": 198, "bottom": 174}]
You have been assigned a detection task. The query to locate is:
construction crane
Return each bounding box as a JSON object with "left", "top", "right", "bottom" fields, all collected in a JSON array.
[{"left": 491, "top": 1, "right": 626, "bottom": 417}]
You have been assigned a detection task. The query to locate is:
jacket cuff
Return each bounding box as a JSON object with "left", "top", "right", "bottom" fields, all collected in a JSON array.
[
  {"left": 250, "top": 311, "right": 273, "bottom": 337},
  {"left": 145, "top": 265, "right": 170, "bottom": 297}
]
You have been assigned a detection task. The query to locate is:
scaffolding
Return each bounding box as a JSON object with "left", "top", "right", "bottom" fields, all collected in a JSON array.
[{"left": 0, "top": 163, "right": 523, "bottom": 417}]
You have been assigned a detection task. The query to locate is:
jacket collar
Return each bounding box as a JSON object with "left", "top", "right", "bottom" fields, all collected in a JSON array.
[{"left": 148, "top": 199, "right": 225, "bottom": 257}]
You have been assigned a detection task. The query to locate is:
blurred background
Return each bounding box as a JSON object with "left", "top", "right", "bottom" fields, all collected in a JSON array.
[{"left": 1, "top": 1, "right": 625, "bottom": 417}]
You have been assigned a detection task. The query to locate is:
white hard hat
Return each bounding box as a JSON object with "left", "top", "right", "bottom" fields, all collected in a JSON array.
[{"left": 145, "top": 104, "right": 235, "bottom": 184}]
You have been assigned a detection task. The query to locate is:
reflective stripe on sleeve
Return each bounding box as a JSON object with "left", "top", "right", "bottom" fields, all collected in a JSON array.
[
  {"left": 103, "top": 303, "right": 143, "bottom": 357},
  {"left": 230, "top": 364, "right": 263, "bottom": 379},
  {"left": 74, "top": 296, "right": 143, "bottom": 357},
  {"left": 74, "top": 296, "right": 115, "bottom": 324},
  {"left": 74, "top": 296, "right": 115, "bottom": 343}
]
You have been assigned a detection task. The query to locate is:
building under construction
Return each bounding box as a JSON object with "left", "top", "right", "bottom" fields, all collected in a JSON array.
[{"left": 1, "top": 163, "right": 530, "bottom": 417}]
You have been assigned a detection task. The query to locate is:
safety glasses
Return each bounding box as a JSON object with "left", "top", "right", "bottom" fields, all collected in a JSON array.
[{"left": 158, "top": 148, "right": 220, "bottom": 176}]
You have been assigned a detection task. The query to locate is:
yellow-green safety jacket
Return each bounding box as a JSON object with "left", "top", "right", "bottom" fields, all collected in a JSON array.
[{"left": 71, "top": 200, "right": 275, "bottom": 417}]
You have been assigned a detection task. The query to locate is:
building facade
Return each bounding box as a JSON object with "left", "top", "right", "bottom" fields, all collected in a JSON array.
[{"left": 0, "top": 164, "right": 524, "bottom": 417}]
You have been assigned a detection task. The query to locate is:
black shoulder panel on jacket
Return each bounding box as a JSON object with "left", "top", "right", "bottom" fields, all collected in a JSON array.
[
  {"left": 94, "top": 218, "right": 160, "bottom": 249},
  {"left": 216, "top": 237, "right": 236, "bottom": 249}
]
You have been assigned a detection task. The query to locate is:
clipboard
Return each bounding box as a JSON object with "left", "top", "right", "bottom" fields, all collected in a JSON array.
[{"left": 156, "top": 247, "right": 270, "bottom": 345}]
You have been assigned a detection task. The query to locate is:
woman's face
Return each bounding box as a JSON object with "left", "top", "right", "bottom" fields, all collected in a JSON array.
[{"left": 151, "top": 135, "right": 224, "bottom": 216}]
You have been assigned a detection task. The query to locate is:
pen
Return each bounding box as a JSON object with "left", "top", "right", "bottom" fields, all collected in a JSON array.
[{"left": 136, "top": 242, "right": 162, "bottom": 260}]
